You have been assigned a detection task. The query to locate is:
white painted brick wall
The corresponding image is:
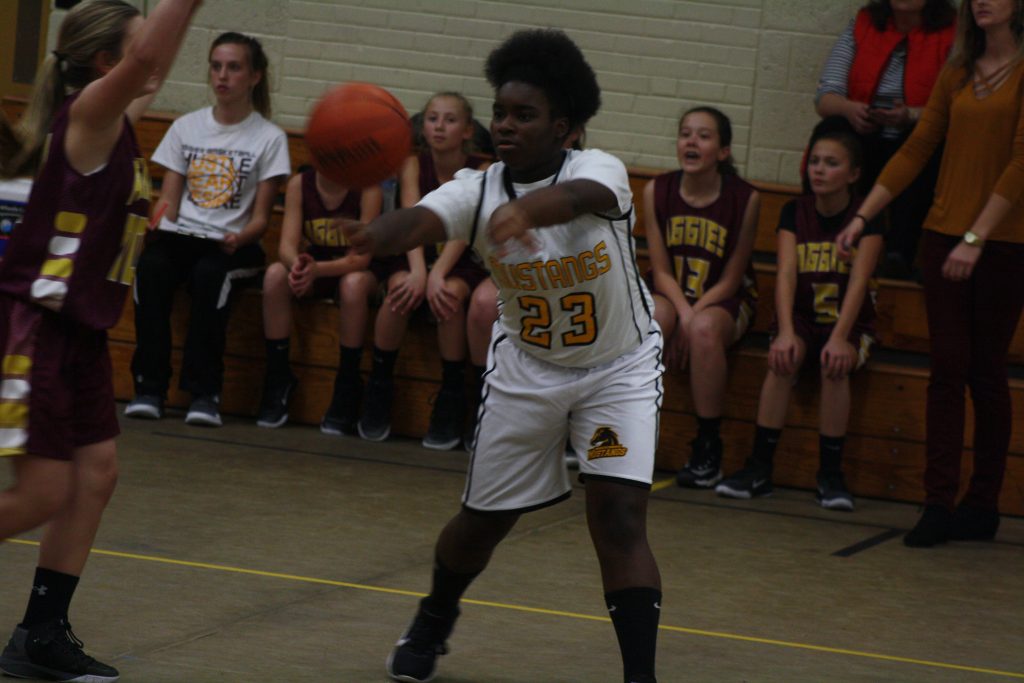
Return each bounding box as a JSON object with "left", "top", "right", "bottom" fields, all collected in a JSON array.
[{"left": 48, "top": 0, "right": 872, "bottom": 185}]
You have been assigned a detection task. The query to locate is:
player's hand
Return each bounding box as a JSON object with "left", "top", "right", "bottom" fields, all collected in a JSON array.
[
  {"left": 942, "top": 240, "right": 982, "bottom": 281},
  {"left": 488, "top": 202, "right": 538, "bottom": 255},
  {"left": 845, "top": 100, "right": 879, "bottom": 135},
  {"left": 835, "top": 215, "right": 866, "bottom": 262},
  {"left": 338, "top": 219, "right": 374, "bottom": 255},
  {"left": 386, "top": 269, "right": 426, "bottom": 315},
  {"left": 220, "top": 232, "right": 239, "bottom": 255},
  {"left": 426, "top": 272, "right": 460, "bottom": 321},
  {"left": 288, "top": 254, "right": 315, "bottom": 297},
  {"left": 768, "top": 331, "right": 800, "bottom": 376},
  {"left": 820, "top": 337, "right": 857, "bottom": 380}
]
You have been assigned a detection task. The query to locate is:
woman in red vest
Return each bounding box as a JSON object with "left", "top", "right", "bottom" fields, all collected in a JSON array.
[{"left": 816, "top": 0, "right": 956, "bottom": 278}]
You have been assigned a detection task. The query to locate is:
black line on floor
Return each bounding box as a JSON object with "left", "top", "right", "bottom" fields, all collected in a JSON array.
[
  {"left": 832, "top": 529, "right": 904, "bottom": 557},
  {"left": 149, "top": 430, "right": 470, "bottom": 475}
]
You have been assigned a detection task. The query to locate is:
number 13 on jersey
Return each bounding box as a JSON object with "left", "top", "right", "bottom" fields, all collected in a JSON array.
[{"left": 519, "top": 293, "right": 598, "bottom": 349}]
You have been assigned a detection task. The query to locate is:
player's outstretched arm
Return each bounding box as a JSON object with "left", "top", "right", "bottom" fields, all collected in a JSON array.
[
  {"left": 341, "top": 206, "right": 447, "bottom": 257},
  {"left": 488, "top": 179, "right": 616, "bottom": 245}
]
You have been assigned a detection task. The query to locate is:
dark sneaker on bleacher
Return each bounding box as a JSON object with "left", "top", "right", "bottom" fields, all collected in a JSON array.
[
  {"left": 185, "top": 394, "right": 222, "bottom": 427},
  {"left": 676, "top": 436, "right": 723, "bottom": 489},
  {"left": 422, "top": 387, "right": 465, "bottom": 451},
  {"left": 256, "top": 374, "right": 297, "bottom": 428},
  {"left": 386, "top": 601, "right": 458, "bottom": 682},
  {"left": 124, "top": 394, "right": 163, "bottom": 420},
  {"left": 715, "top": 461, "right": 773, "bottom": 499},
  {"left": 358, "top": 377, "right": 393, "bottom": 442},
  {"left": 321, "top": 376, "right": 361, "bottom": 436},
  {"left": 816, "top": 470, "right": 854, "bottom": 511},
  {"left": 0, "top": 617, "right": 119, "bottom": 682}
]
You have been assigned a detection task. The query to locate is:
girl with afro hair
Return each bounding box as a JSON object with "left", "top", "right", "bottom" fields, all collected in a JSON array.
[{"left": 345, "top": 28, "right": 662, "bottom": 683}]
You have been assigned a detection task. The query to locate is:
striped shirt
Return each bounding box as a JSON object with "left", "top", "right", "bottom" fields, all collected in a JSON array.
[{"left": 816, "top": 18, "right": 906, "bottom": 139}]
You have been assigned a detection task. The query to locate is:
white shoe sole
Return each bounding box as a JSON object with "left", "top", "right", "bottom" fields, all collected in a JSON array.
[
  {"left": 124, "top": 405, "right": 161, "bottom": 419},
  {"left": 256, "top": 414, "right": 288, "bottom": 428},
  {"left": 358, "top": 423, "right": 391, "bottom": 442},
  {"left": 422, "top": 436, "right": 461, "bottom": 451},
  {"left": 185, "top": 412, "right": 222, "bottom": 427}
]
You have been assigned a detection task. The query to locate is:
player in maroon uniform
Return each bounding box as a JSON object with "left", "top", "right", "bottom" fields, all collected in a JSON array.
[
  {"left": 0, "top": 1, "right": 200, "bottom": 680},
  {"left": 358, "top": 92, "right": 491, "bottom": 448},
  {"left": 257, "top": 167, "right": 383, "bottom": 429},
  {"left": 643, "top": 107, "right": 760, "bottom": 488},
  {"left": 716, "top": 124, "right": 883, "bottom": 510}
]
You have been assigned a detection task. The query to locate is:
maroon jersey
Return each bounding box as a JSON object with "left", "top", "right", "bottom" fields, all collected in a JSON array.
[
  {"left": 418, "top": 151, "right": 487, "bottom": 268},
  {"left": 652, "top": 170, "right": 757, "bottom": 306},
  {"left": 299, "top": 168, "right": 362, "bottom": 261},
  {"left": 777, "top": 195, "right": 879, "bottom": 330},
  {"left": 0, "top": 93, "right": 150, "bottom": 330}
]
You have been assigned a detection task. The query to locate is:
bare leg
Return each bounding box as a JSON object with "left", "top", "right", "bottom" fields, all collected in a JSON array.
[
  {"left": 337, "top": 271, "right": 378, "bottom": 348},
  {"left": 436, "top": 277, "right": 470, "bottom": 363},
  {"left": 686, "top": 307, "right": 736, "bottom": 418},
  {"left": 585, "top": 480, "right": 660, "bottom": 591},
  {"left": 0, "top": 457, "right": 72, "bottom": 541},
  {"left": 37, "top": 439, "right": 118, "bottom": 575},
  {"left": 819, "top": 371, "right": 851, "bottom": 437},
  {"left": 466, "top": 279, "right": 498, "bottom": 367},
  {"left": 756, "top": 337, "right": 806, "bottom": 429},
  {"left": 261, "top": 262, "right": 293, "bottom": 339},
  {"left": 374, "top": 271, "right": 413, "bottom": 352}
]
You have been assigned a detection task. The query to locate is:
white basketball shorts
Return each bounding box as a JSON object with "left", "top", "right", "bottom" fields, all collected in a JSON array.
[{"left": 463, "top": 323, "right": 664, "bottom": 513}]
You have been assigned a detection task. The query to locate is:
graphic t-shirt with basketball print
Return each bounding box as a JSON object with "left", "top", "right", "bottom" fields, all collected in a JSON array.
[
  {"left": 419, "top": 148, "right": 653, "bottom": 369},
  {"left": 152, "top": 107, "right": 290, "bottom": 238}
]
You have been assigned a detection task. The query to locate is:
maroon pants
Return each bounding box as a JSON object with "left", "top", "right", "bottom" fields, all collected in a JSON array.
[{"left": 922, "top": 231, "right": 1024, "bottom": 511}]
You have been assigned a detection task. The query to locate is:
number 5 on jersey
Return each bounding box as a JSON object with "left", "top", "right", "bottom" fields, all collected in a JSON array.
[{"left": 519, "top": 293, "right": 598, "bottom": 349}]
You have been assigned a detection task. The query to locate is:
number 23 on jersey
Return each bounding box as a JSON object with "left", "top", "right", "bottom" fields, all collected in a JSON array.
[{"left": 518, "top": 293, "right": 598, "bottom": 349}]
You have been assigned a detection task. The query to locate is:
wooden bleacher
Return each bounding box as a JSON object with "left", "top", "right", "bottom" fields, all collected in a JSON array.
[{"left": 4, "top": 98, "right": 1022, "bottom": 516}]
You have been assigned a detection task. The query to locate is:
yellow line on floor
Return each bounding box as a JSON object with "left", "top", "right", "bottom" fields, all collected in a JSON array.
[
  {"left": 5, "top": 538, "right": 1022, "bottom": 679},
  {"left": 650, "top": 477, "right": 675, "bottom": 492}
]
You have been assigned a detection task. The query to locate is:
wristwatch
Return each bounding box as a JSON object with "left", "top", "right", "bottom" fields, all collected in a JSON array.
[{"left": 963, "top": 230, "right": 985, "bottom": 247}]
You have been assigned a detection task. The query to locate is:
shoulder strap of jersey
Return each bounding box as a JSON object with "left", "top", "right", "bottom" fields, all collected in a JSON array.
[{"left": 467, "top": 169, "right": 488, "bottom": 248}]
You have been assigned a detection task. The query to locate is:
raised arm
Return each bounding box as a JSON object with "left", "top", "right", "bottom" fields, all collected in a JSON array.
[
  {"left": 343, "top": 207, "right": 448, "bottom": 257},
  {"left": 67, "top": 0, "right": 201, "bottom": 173}
]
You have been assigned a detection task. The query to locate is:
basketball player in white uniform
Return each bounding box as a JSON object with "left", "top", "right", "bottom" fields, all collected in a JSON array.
[{"left": 345, "top": 29, "right": 663, "bottom": 683}]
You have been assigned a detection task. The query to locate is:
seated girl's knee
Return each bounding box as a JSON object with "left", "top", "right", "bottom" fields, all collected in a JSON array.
[{"left": 262, "top": 262, "right": 288, "bottom": 292}]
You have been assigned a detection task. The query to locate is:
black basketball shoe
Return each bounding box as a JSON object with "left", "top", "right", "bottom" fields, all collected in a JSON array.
[{"left": 0, "top": 617, "right": 119, "bottom": 682}]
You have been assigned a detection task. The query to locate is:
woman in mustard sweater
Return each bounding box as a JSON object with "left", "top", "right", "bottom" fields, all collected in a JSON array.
[{"left": 837, "top": 0, "right": 1024, "bottom": 547}]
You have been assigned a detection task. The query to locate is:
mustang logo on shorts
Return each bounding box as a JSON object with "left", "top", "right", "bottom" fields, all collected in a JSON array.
[{"left": 587, "top": 426, "right": 628, "bottom": 460}]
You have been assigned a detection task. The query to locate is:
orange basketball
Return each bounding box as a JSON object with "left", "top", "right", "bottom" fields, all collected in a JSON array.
[{"left": 305, "top": 83, "right": 412, "bottom": 188}]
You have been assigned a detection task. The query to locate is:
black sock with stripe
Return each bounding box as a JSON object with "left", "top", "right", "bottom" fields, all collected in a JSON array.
[{"left": 606, "top": 587, "right": 661, "bottom": 682}]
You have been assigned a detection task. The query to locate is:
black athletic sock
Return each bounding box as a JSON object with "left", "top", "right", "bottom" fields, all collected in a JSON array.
[
  {"left": 264, "top": 337, "right": 291, "bottom": 383},
  {"left": 469, "top": 364, "right": 485, "bottom": 398},
  {"left": 819, "top": 434, "right": 846, "bottom": 474},
  {"left": 338, "top": 345, "right": 363, "bottom": 383},
  {"left": 421, "top": 555, "right": 480, "bottom": 617},
  {"left": 20, "top": 568, "right": 79, "bottom": 628},
  {"left": 370, "top": 347, "right": 398, "bottom": 381},
  {"left": 751, "top": 425, "right": 782, "bottom": 470},
  {"left": 696, "top": 415, "right": 722, "bottom": 441},
  {"left": 605, "top": 587, "right": 661, "bottom": 682},
  {"left": 441, "top": 360, "right": 465, "bottom": 393}
]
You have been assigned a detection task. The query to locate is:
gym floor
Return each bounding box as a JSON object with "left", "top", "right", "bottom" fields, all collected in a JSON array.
[{"left": 1, "top": 410, "right": 1022, "bottom": 682}]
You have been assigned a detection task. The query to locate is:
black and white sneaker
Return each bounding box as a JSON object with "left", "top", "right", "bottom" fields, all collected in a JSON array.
[
  {"left": 386, "top": 602, "right": 458, "bottom": 683},
  {"left": 715, "top": 462, "right": 773, "bottom": 499},
  {"left": 0, "top": 618, "right": 119, "bottom": 682},
  {"left": 422, "top": 388, "right": 464, "bottom": 451},
  {"left": 123, "top": 394, "right": 163, "bottom": 420},
  {"left": 256, "top": 375, "right": 297, "bottom": 428},
  {"left": 185, "top": 395, "right": 222, "bottom": 427},
  {"left": 358, "top": 377, "right": 393, "bottom": 442},
  {"left": 816, "top": 471, "right": 855, "bottom": 511},
  {"left": 676, "top": 436, "right": 723, "bottom": 489},
  {"left": 320, "top": 376, "right": 361, "bottom": 436}
]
